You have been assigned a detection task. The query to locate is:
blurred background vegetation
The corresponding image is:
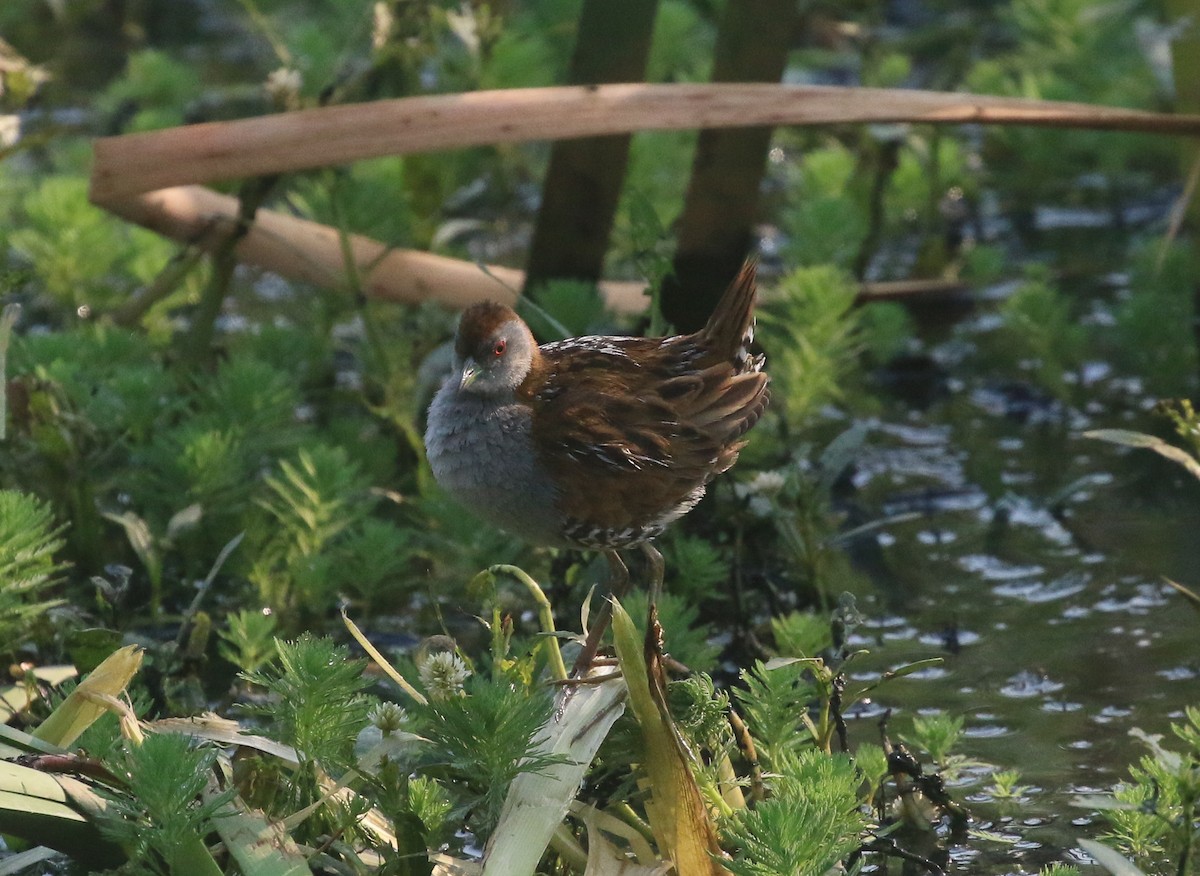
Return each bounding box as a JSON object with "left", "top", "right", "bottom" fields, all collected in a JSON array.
[{"left": 2, "top": 0, "right": 1200, "bottom": 872}]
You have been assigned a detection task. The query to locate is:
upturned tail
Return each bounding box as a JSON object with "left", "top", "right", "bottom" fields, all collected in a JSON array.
[{"left": 699, "top": 259, "right": 761, "bottom": 371}]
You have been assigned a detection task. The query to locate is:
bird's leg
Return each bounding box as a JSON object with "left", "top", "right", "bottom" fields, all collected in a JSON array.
[
  {"left": 570, "top": 550, "right": 630, "bottom": 677},
  {"left": 641, "top": 542, "right": 665, "bottom": 605},
  {"left": 606, "top": 549, "right": 631, "bottom": 595}
]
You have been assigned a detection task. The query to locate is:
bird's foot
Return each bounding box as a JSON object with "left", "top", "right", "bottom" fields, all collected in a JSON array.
[{"left": 569, "top": 551, "right": 631, "bottom": 677}]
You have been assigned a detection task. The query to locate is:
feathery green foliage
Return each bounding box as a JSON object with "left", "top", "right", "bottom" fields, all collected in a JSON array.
[
  {"left": 1099, "top": 707, "right": 1200, "bottom": 869},
  {"left": 779, "top": 143, "right": 869, "bottom": 270},
  {"left": 758, "top": 266, "right": 863, "bottom": 422},
  {"left": 734, "top": 660, "right": 818, "bottom": 768},
  {"left": 668, "top": 673, "right": 734, "bottom": 751},
  {"left": 407, "top": 774, "right": 453, "bottom": 838},
  {"left": 0, "top": 490, "right": 66, "bottom": 653},
  {"left": 854, "top": 742, "right": 890, "bottom": 805},
  {"left": 413, "top": 674, "right": 565, "bottom": 842},
  {"left": 242, "top": 634, "right": 373, "bottom": 772},
  {"left": 662, "top": 532, "right": 730, "bottom": 603},
  {"left": 1160, "top": 398, "right": 1200, "bottom": 462},
  {"left": 97, "top": 732, "right": 232, "bottom": 876},
  {"left": 249, "top": 445, "right": 373, "bottom": 620},
  {"left": 771, "top": 611, "right": 833, "bottom": 659},
  {"left": 236, "top": 635, "right": 375, "bottom": 845},
  {"left": 723, "top": 749, "right": 868, "bottom": 876},
  {"left": 987, "top": 768, "right": 1033, "bottom": 800},
  {"left": 217, "top": 608, "right": 279, "bottom": 674},
  {"left": 901, "top": 713, "right": 966, "bottom": 771},
  {"left": 1040, "top": 866, "right": 1081, "bottom": 876},
  {"left": 1113, "top": 244, "right": 1200, "bottom": 397},
  {"left": 998, "top": 268, "right": 1088, "bottom": 398},
  {"left": 965, "top": 0, "right": 1169, "bottom": 199}
]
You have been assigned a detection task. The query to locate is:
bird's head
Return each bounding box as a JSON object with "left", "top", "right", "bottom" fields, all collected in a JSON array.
[{"left": 451, "top": 301, "right": 537, "bottom": 396}]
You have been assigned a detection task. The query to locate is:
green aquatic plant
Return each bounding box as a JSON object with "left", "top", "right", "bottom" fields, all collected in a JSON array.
[
  {"left": 0, "top": 490, "right": 66, "bottom": 655},
  {"left": 900, "top": 713, "right": 991, "bottom": 785},
  {"left": 986, "top": 768, "right": 1033, "bottom": 801},
  {"left": 757, "top": 266, "right": 864, "bottom": 423},
  {"left": 217, "top": 608, "right": 279, "bottom": 675},
  {"left": 723, "top": 749, "right": 869, "bottom": 876},
  {"left": 622, "top": 589, "right": 721, "bottom": 673},
  {"left": 1112, "top": 243, "right": 1200, "bottom": 398},
  {"left": 778, "top": 142, "right": 870, "bottom": 270},
  {"left": 96, "top": 49, "right": 205, "bottom": 132},
  {"left": 737, "top": 595, "right": 941, "bottom": 760},
  {"left": 96, "top": 732, "right": 233, "bottom": 876},
  {"left": 1040, "top": 866, "right": 1081, "bottom": 876},
  {"left": 965, "top": 0, "right": 1172, "bottom": 213},
  {"left": 241, "top": 634, "right": 374, "bottom": 775},
  {"left": 901, "top": 713, "right": 965, "bottom": 772},
  {"left": 412, "top": 674, "right": 567, "bottom": 842},
  {"left": 6, "top": 174, "right": 190, "bottom": 319},
  {"left": 1090, "top": 707, "right": 1200, "bottom": 874},
  {"left": 660, "top": 531, "right": 731, "bottom": 605},
  {"left": 239, "top": 633, "right": 375, "bottom": 844},
  {"left": 771, "top": 610, "right": 834, "bottom": 659},
  {"left": 247, "top": 444, "right": 414, "bottom": 626},
  {"left": 737, "top": 427, "right": 874, "bottom": 609},
  {"left": 997, "top": 267, "right": 1089, "bottom": 399}
]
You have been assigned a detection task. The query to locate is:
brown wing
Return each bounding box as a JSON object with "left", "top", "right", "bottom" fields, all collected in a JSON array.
[{"left": 524, "top": 336, "right": 768, "bottom": 533}]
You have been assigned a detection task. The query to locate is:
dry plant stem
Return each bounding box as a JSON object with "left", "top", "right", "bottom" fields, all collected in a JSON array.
[
  {"left": 728, "top": 707, "right": 764, "bottom": 804},
  {"left": 642, "top": 542, "right": 664, "bottom": 604},
  {"left": 856, "top": 278, "right": 967, "bottom": 302},
  {"left": 89, "top": 84, "right": 1200, "bottom": 316},
  {"left": 174, "top": 531, "right": 245, "bottom": 650},
  {"left": 90, "top": 84, "right": 1200, "bottom": 203},
  {"left": 98, "top": 184, "right": 648, "bottom": 315},
  {"left": 854, "top": 138, "right": 902, "bottom": 280},
  {"left": 853, "top": 838, "right": 948, "bottom": 876},
  {"left": 1165, "top": 577, "right": 1200, "bottom": 613},
  {"left": 341, "top": 610, "right": 428, "bottom": 706}
]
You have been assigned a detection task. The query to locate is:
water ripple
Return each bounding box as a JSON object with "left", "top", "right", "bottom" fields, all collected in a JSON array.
[{"left": 999, "top": 670, "right": 1064, "bottom": 699}]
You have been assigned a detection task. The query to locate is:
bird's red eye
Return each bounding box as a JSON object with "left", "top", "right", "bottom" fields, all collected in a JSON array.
[{"left": 493, "top": 339, "right": 507, "bottom": 357}]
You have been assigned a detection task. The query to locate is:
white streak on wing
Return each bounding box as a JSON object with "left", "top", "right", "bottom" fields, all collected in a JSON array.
[{"left": 542, "top": 336, "right": 641, "bottom": 364}]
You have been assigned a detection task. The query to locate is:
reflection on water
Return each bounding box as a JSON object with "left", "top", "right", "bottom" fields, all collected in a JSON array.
[{"left": 836, "top": 278, "right": 1199, "bottom": 872}]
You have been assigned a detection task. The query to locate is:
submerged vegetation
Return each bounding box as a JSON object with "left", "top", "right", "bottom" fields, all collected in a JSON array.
[{"left": 1, "top": 0, "right": 1200, "bottom": 873}]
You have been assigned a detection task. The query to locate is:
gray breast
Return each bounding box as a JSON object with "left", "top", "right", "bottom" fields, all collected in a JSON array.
[{"left": 425, "top": 385, "right": 563, "bottom": 546}]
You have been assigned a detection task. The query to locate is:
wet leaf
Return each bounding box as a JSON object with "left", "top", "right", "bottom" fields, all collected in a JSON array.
[
  {"left": 1070, "top": 794, "right": 1139, "bottom": 811},
  {"left": 881, "top": 658, "right": 945, "bottom": 681},
  {"left": 1083, "top": 429, "right": 1200, "bottom": 481},
  {"left": 1077, "top": 838, "right": 1149, "bottom": 876}
]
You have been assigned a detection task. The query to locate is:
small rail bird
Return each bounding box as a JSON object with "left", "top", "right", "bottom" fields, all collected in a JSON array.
[{"left": 425, "top": 261, "right": 768, "bottom": 668}]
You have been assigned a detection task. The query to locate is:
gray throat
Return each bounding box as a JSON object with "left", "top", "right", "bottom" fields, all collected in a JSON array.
[{"left": 425, "top": 383, "right": 562, "bottom": 546}]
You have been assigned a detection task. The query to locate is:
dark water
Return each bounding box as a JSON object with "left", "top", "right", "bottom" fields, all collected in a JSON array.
[{"left": 835, "top": 287, "right": 1199, "bottom": 873}]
